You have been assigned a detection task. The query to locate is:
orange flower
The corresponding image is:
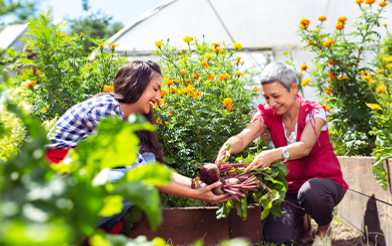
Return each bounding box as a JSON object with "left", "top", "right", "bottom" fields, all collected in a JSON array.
[
  {"left": 29, "top": 80, "right": 36, "bottom": 86},
  {"left": 181, "top": 71, "right": 187, "bottom": 75},
  {"left": 200, "top": 60, "right": 209, "bottom": 68},
  {"left": 308, "top": 40, "right": 313, "bottom": 45},
  {"left": 323, "top": 39, "right": 335, "bottom": 47},
  {"left": 253, "top": 87, "right": 261, "bottom": 92},
  {"left": 300, "top": 64, "right": 308, "bottom": 71},
  {"left": 318, "top": 16, "right": 327, "bottom": 21},
  {"left": 80, "top": 32, "right": 85, "bottom": 36},
  {"left": 109, "top": 43, "right": 119, "bottom": 48},
  {"left": 365, "top": 0, "right": 376, "bottom": 4},
  {"left": 325, "top": 87, "right": 332, "bottom": 95},
  {"left": 355, "top": 0, "right": 363, "bottom": 3},
  {"left": 98, "top": 44, "right": 105, "bottom": 48},
  {"left": 227, "top": 104, "right": 233, "bottom": 111},
  {"left": 368, "top": 79, "right": 375, "bottom": 85},
  {"left": 103, "top": 85, "right": 114, "bottom": 92},
  {"left": 207, "top": 74, "right": 215, "bottom": 80},
  {"left": 383, "top": 23, "right": 388, "bottom": 27},
  {"left": 164, "top": 80, "right": 173, "bottom": 85},
  {"left": 218, "top": 73, "right": 230, "bottom": 81},
  {"left": 378, "top": 1, "right": 388, "bottom": 7},
  {"left": 160, "top": 89, "right": 166, "bottom": 98},
  {"left": 156, "top": 118, "right": 162, "bottom": 124},
  {"left": 328, "top": 72, "right": 336, "bottom": 80},
  {"left": 326, "top": 107, "right": 331, "bottom": 111},
  {"left": 329, "top": 60, "right": 337, "bottom": 65},
  {"left": 212, "top": 43, "right": 220, "bottom": 47},
  {"left": 222, "top": 98, "right": 233, "bottom": 107},
  {"left": 299, "top": 18, "right": 311, "bottom": 29},
  {"left": 335, "top": 23, "right": 344, "bottom": 30},
  {"left": 375, "top": 83, "right": 387, "bottom": 93},
  {"left": 168, "top": 111, "right": 173, "bottom": 115},
  {"left": 192, "top": 73, "right": 201, "bottom": 79}
]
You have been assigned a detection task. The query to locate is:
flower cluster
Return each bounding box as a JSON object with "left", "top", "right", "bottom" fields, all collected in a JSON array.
[
  {"left": 103, "top": 85, "right": 114, "bottom": 92},
  {"left": 299, "top": 18, "right": 311, "bottom": 29},
  {"left": 335, "top": 16, "right": 347, "bottom": 30},
  {"left": 375, "top": 83, "right": 387, "bottom": 93},
  {"left": 328, "top": 72, "right": 336, "bottom": 80},
  {"left": 219, "top": 73, "right": 230, "bottom": 81},
  {"left": 234, "top": 71, "right": 245, "bottom": 76},
  {"left": 322, "top": 38, "right": 335, "bottom": 47},
  {"left": 233, "top": 42, "right": 242, "bottom": 50},
  {"left": 200, "top": 60, "right": 209, "bottom": 68},
  {"left": 325, "top": 87, "right": 332, "bottom": 95},
  {"left": 222, "top": 98, "right": 233, "bottom": 111},
  {"left": 23, "top": 80, "right": 37, "bottom": 88}
]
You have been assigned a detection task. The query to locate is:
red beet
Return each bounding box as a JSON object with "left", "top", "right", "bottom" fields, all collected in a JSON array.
[
  {"left": 222, "top": 178, "right": 240, "bottom": 186},
  {"left": 199, "top": 164, "right": 220, "bottom": 184},
  {"left": 212, "top": 178, "right": 241, "bottom": 195},
  {"left": 212, "top": 183, "right": 224, "bottom": 195}
]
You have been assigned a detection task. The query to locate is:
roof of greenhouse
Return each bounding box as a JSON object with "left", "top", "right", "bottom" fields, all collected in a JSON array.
[
  {"left": 108, "top": 0, "right": 392, "bottom": 56},
  {"left": 0, "top": 24, "right": 28, "bottom": 50}
]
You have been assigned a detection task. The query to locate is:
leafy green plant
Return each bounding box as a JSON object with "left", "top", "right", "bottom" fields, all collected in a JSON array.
[
  {"left": 17, "top": 10, "right": 127, "bottom": 120},
  {"left": 153, "top": 36, "right": 261, "bottom": 178},
  {"left": 296, "top": 1, "right": 390, "bottom": 156}
]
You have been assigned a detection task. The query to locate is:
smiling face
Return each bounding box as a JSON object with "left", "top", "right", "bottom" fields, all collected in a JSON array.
[
  {"left": 262, "top": 81, "right": 298, "bottom": 115},
  {"left": 133, "top": 75, "right": 162, "bottom": 115}
]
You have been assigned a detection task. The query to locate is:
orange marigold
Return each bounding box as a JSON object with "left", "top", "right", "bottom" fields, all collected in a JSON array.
[
  {"left": 200, "top": 60, "right": 209, "bottom": 68},
  {"left": 326, "top": 107, "right": 331, "bottom": 111},
  {"left": 383, "top": 23, "right": 388, "bottom": 27},
  {"left": 365, "top": 0, "right": 376, "bottom": 4},
  {"left": 335, "top": 23, "right": 345, "bottom": 30},
  {"left": 318, "top": 16, "right": 327, "bottom": 21},
  {"left": 181, "top": 71, "right": 187, "bottom": 75},
  {"left": 212, "top": 43, "right": 220, "bottom": 47},
  {"left": 103, "top": 85, "right": 114, "bottom": 92},
  {"left": 355, "top": 0, "right": 363, "bottom": 3},
  {"left": 192, "top": 73, "right": 201, "bottom": 79},
  {"left": 227, "top": 104, "right": 233, "bottom": 111},
  {"left": 325, "top": 87, "right": 332, "bottom": 95},
  {"left": 375, "top": 83, "right": 387, "bottom": 93},
  {"left": 300, "top": 64, "right": 308, "bottom": 71},
  {"left": 253, "top": 87, "right": 261, "bottom": 92},
  {"left": 329, "top": 60, "right": 337, "bottom": 65},
  {"left": 328, "top": 72, "right": 336, "bottom": 80},
  {"left": 299, "top": 18, "right": 311, "bottom": 29},
  {"left": 156, "top": 118, "right": 162, "bottom": 124},
  {"left": 160, "top": 89, "right": 166, "bottom": 97},
  {"left": 378, "top": 1, "right": 388, "bottom": 7},
  {"left": 222, "top": 98, "right": 233, "bottom": 107},
  {"left": 29, "top": 80, "right": 37, "bottom": 86},
  {"left": 207, "top": 74, "right": 215, "bottom": 80}
]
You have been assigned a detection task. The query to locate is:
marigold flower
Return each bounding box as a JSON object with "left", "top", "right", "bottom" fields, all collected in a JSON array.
[
  {"left": 207, "top": 74, "right": 215, "bottom": 80},
  {"left": 338, "top": 76, "right": 348, "bottom": 80},
  {"left": 56, "top": 32, "right": 66, "bottom": 37},
  {"left": 218, "top": 48, "right": 224, "bottom": 53},
  {"left": 183, "top": 35, "right": 194, "bottom": 43},
  {"left": 301, "top": 78, "right": 310, "bottom": 87},
  {"left": 212, "top": 43, "right": 220, "bottom": 47},
  {"left": 168, "top": 111, "right": 173, "bottom": 115},
  {"left": 160, "top": 89, "right": 166, "bottom": 98},
  {"left": 329, "top": 60, "right": 337, "bottom": 65},
  {"left": 227, "top": 104, "right": 233, "bottom": 111},
  {"left": 236, "top": 56, "right": 241, "bottom": 60},
  {"left": 222, "top": 98, "right": 233, "bottom": 106},
  {"left": 308, "top": 40, "right": 313, "bottom": 45},
  {"left": 378, "top": 1, "right": 388, "bottom": 7},
  {"left": 234, "top": 71, "right": 245, "bottom": 76},
  {"left": 325, "top": 87, "right": 332, "bottom": 95},
  {"left": 318, "top": 16, "right": 327, "bottom": 21},
  {"left": 253, "top": 87, "right": 261, "bottom": 92},
  {"left": 362, "top": 75, "right": 371, "bottom": 81},
  {"left": 355, "top": 0, "right": 363, "bottom": 4},
  {"left": 182, "top": 57, "right": 188, "bottom": 62},
  {"left": 366, "top": 103, "right": 381, "bottom": 110},
  {"left": 219, "top": 73, "right": 230, "bottom": 81},
  {"left": 323, "top": 39, "right": 335, "bottom": 47},
  {"left": 383, "top": 56, "right": 392, "bottom": 62},
  {"left": 383, "top": 23, "right": 388, "bottom": 27},
  {"left": 156, "top": 118, "right": 162, "bottom": 124},
  {"left": 192, "top": 73, "right": 201, "bottom": 79},
  {"left": 80, "top": 32, "right": 85, "bottom": 36},
  {"left": 368, "top": 79, "right": 375, "bottom": 85},
  {"left": 389, "top": 74, "right": 392, "bottom": 78},
  {"left": 154, "top": 40, "right": 163, "bottom": 47},
  {"left": 299, "top": 18, "right": 311, "bottom": 29},
  {"left": 42, "top": 107, "right": 48, "bottom": 113},
  {"left": 300, "top": 64, "right": 308, "bottom": 71},
  {"left": 103, "top": 85, "right": 114, "bottom": 92},
  {"left": 233, "top": 42, "right": 242, "bottom": 50},
  {"left": 29, "top": 80, "right": 37, "bottom": 86},
  {"left": 180, "top": 49, "right": 187, "bottom": 54},
  {"left": 164, "top": 80, "right": 173, "bottom": 85},
  {"left": 370, "top": 73, "right": 375, "bottom": 77},
  {"left": 98, "top": 44, "right": 105, "bottom": 48},
  {"left": 204, "top": 53, "right": 214, "bottom": 60},
  {"left": 329, "top": 72, "right": 336, "bottom": 80},
  {"left": 200, "top": 60, "right": 209, "bottom": 68},
  {"left": 326, "top": 107, "right": 331, "bottom": 111},
  {"left": 181, "top": 71, "right": 187, "bottom": 75},
  {"left": 337, "top": 16, "right": 347, "bottom": 23},
  {"left": 335, "top": 23, "right": 345, "bottom": 30},
  {"left": 386, "top": 63, "right": 392, "bottom": 68},
  {"left": 365, "top": 0, "right": 376, "bottom": 4},
  {"left": 375, "top": 83, "right": 387, "bottom": 93}
]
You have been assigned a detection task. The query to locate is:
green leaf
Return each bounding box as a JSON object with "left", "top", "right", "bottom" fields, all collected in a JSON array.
[
  {"left": 98, "top": 195, "right": 123, "bottom": 217},
  {"left": 372, "top": 154, "right": 392, "bottom": 191},
  {"left": 126, "top": 163, "right": 172, "bottom": 186}
]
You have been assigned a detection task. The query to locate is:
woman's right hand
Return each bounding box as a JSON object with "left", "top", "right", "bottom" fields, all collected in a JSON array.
[
  {"left": 215, "top": 145, "right": 231, "bottom": 164},
  {"left": 196, "top": 182, "right": 232, "bottom": 203}
]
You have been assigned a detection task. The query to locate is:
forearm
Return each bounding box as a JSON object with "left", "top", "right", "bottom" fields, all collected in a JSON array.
[
  {"left": 222, "top": 135, "right": 246, "bottom": 154},
  {"left": 156, "top": 179, "right": 200, "bottom": 200},
  {"left": 284, "top": 142, "right": 313, "bottom": 160}
]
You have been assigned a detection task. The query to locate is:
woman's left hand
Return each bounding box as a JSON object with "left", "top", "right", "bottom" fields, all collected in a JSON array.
[{"left": 244, "top": 150, "right": 274, "bottom": 172}]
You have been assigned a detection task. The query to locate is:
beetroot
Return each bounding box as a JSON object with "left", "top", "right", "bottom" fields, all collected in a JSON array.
[
  {"left": 212, "top": 178, "right": 241, "bottom": 195},
  {"left": 212, "top": 183, "right": 224, "bottom": 195},
  {"left": 199, "top": 164, "right": 220, "bottom": 184}
]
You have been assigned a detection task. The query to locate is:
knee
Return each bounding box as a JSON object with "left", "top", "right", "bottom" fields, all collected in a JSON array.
[
  {"left": 263, "top": 229, "right": 294, "bottom": 245},
  {"left": 298, "top": 180, "right": 334, "bottom": 211}
]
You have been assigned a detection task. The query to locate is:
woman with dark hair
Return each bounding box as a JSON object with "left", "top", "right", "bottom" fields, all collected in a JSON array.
[
  {"left": 45, "top": 60, "right": 230, "bottom": 232},
  {"left": 215, "top": 62, "right": 348, "bottom": 246}
]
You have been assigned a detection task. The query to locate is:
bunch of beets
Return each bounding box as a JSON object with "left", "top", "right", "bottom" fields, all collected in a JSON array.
[{"left": 200, "top": 163, "right": 270, "bottom": 201}]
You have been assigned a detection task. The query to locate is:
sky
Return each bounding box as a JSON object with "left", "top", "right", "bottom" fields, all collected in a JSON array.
[{"left": 4, "top": 0, "right": 164, "bottom": 26}]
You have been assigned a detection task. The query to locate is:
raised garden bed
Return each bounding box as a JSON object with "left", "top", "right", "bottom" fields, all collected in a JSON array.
[{"left": 127, "top": 204, "right": 262, "bottom": 245}]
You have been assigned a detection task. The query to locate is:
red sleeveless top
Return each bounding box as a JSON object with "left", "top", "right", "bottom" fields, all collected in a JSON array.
[{"left": 252, "top": 95, "right": 348, "bottom": 193}]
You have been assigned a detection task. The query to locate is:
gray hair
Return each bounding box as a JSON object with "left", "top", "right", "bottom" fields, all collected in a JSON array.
[{"left": 260, "top": 62, "right": 297, "bottom": 92}]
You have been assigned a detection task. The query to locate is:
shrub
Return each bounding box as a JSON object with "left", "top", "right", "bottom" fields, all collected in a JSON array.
[
  {"left": 153, "top": 37, "right": 262, "bottom": 177},
  {"left": 296, "top": 2, "right": 389, "bottom": 156}
]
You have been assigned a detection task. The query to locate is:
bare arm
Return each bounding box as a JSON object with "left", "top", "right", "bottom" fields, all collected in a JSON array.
[
  {"left": 244, "top": 117, "right": 326, "bottom": 172},
  {"left": 215, "top": 118, "right": 266, "bottom": 163}
]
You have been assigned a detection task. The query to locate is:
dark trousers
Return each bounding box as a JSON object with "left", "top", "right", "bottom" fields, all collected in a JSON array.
[{"left": 263, "top": 178, "right": 345, "bottom": 245}]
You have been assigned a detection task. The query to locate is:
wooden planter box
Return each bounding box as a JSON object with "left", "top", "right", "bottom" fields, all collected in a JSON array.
[
  {"left": 127, "top": 204, "right": 262, "bottom": 245},
  {"left": 337, "top": 156, "right": 392, "bottom": 246}
]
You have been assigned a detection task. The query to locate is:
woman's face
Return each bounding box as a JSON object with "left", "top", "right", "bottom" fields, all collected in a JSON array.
[
  {"left": 134, "top": 75, "right": 162, "bottom": 114},
  {"left": 261, "top": 81, "right": 297, "bottom": 115}
]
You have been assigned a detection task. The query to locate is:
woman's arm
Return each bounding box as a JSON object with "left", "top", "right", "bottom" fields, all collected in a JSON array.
[
  {"left": 215, "top": 118, "right": 265, "bottom": 163},
  {"left": 244, "top": 117, "right": 326, "bottom": 172},
  {"left": 156, "top": 173, "right": 231, "bottom": 203}
]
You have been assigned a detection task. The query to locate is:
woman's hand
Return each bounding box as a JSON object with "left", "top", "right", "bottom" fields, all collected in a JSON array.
[
  {"left": 244, "top": 150, "right": 276, "bottom": 172},
  {"left": 215, "top": 147, "right": 231, "bottom": 164},
  {"left": 196, "top": 182, "right": 232, "bottom": 203}
]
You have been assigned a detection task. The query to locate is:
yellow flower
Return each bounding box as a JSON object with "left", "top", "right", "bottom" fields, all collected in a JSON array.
[
  {"left": 192, "top": 73, "right": 201, "bottom": 79},
  {"left": 383, "top": 23, "right": 388, "bottom": 27},
  {"left": 109, "top": 43, "right": 119, "bottom": 48},
  {"left": 389, "top": 74, "right": 392, "bottom": 78},
  {"left": 180, "top": 49, "right": 187, "bottom": 54},
  {"left": 218, "top": 73, "right": 230, "bottom": 81},
  {"left": 301, "top": 78, "right": 310, "bottom": 87},
  {"left": 164, "top": 80, "right": 173, "bottom": 85},
  {"left": 365, "top": 0, "right": 376, "bottom": 4},
  {"left": 183, "top": 35, "right": 194, "bottom": 43},
  {"left": 338, "top": 76, "right": 348, "bottom": 80},
  {"left": 318, "top": 16, "right": 327, "bottom": 21},
  {"left": 98, "top": 44, "right": 105, "bottom": 48},
  {"left": 326, "top": 106, "right": 331, "bottom": 111},
  {"left": 323, "top": 39, "right": 335, "bottom": 47},
  {"left": 362, "top": 75, "right": 371, "bottom": 81},
  {"left": 156, "top": 118, "right": 162, "bottom": 124},
  {"left": 204, "top": 53, "right": 214, "bottom": 60},
  {"left": 212, "top": 43, "right": 220, "bottom": 47},
  {"left": 368, "top": 79, "right": 375, "bottom": 85},
  {"left": 42, "top": 107, "right": 48, "bottom": 113},
  {"left": 181, "top": 71, "right": 187, "bottom": 75},
  {"left": 234, "top": 71, "right": 245, "bottom": 76},
  {"left": 386, "top": 63, "right": 392, "bottom": 68},
  {"left": 56, "top": 32, "right": 66, "bottom": 37},
  {"left": 375, "top": 83, "right": 387, "bottom": 93},
  {"left": 253, "top": 87, "right": 261, "bottom": 92},
  {"left": 329, "top": 72, "right": 336, "bottom": 80},
  {"left": 355, "top": 0, "right": 363, "bottom": 4},
  {"left": 218, "top": 48, "right": 224, "bottom": 53},
  {"left": 236, "top": 56, "right": 241, "bottom": 60},
  {"left": 207, "top": 74, "right": 215, "bottom": 80},
  {"left": 378, "top": 1, "right": 388, "bottom": 7},
  {"left": 182, "top": 57, "right": 188, "bottom": 62},
  {"left": 155, "top": 40, "right": 163, "bottom": 47},
  {"left": 383, "top": 56, "right": 392, "bottom": 62},
  {"left": 80, "top": 32, "right": 85, "bottom": 36},
  {"left": 233, "top": 42, "right": 242, "bottom": 50},
  {"left": 200, "top": 60, "right": 209, "bottom": 68},
  {"left": 227, "top": 104, "right": 233, "bottom": 111},
  {"left": 366, "top": 103, "right": 381, "bottom": 110},
  {"left": 103, "top": 85, "right": 114, "bottom": 92},
  {"left": 160, "top": 89, "right": 166, "bottom": 97},
  {"left": 300, "top": 64, "right": 308, "bottom": 71},
  {"left": 299, "top": 18, "right": 311, "bottom": 29},
  {"left": 376, "top": 69, "right": 385, "bottom": 74},
  {"left": 222, "top": 98, "right": 233, "bottom": 106},
  {"left": 337, "top": 16, "right": 347, "bottom": 23}
]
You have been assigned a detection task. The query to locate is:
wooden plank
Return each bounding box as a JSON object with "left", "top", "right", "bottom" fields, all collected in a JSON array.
[
  {"left": 338, "top": 157, "right": 392, "bottom": 204},
  {"left": 127, "top": 205, "right": 262, "bottom": 245},
  {"left": 337, "top": 189, "right": 391, "bottom": 246}
]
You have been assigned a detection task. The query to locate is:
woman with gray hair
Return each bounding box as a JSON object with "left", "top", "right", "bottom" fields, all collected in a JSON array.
[{"left": 216, "top": 62, "right": 348, "bottom": 246}]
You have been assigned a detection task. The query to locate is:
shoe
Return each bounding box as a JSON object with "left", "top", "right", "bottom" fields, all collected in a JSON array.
[{"left": 312, "top": 233, "right": 331, "bottom": 246}]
